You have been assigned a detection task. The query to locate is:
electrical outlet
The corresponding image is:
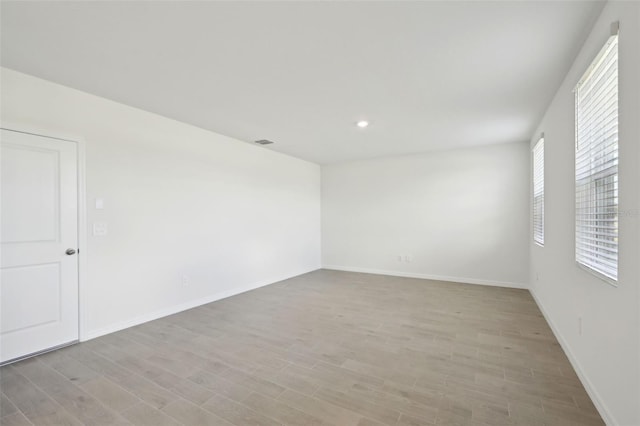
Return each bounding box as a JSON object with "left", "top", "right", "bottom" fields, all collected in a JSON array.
[
  {"left": 404, "top": 255, "right": 413, "bottom": 263},
  {"left": 93, "top": 222, "right": 108, "bottom": 236},
  {"left": 181, "top": 274, "right": 190, "bottom": 287},
  {"left": 397, "top": 255, "right": 403, "bottom": 262},
  {"left": 578, "top": 317, "right": 583, "bottom": 336}
]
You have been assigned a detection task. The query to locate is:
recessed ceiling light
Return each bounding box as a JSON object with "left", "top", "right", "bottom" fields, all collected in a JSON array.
[{"left": 356, "top": 120, "right": 369, "bottom": 128}]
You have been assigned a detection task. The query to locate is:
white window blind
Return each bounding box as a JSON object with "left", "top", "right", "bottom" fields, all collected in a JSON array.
[
  {"left": 575, "top": 31, "right": 619, "bottom": 283},
  {"left": 533, "top": 137, "right": 544, "bottom": 245}
]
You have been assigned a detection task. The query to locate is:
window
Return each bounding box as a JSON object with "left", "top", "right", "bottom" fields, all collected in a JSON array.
[
  {"left": 533, "top": 136, "right": 544, "bottom": 246},
  {"left": 575, "top": 29, "right": 619, "bottom": 283}
]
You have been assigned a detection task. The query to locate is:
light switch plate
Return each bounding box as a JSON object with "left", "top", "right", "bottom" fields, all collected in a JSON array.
[
  {"left": 93, "top": 222, "right": 108, "bottom": 236},
  {"left": 95, "top": 198, "right": 104, "bottom": 209}
]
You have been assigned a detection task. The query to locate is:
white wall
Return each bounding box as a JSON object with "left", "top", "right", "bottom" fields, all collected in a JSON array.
[
  {"left": 529, "top": 2, "right": 640, "bottom": 425},
  {"left": 322, "top": 142, "right": 529, "bottom": 288},
  {"left": 1, "top": 68, "right": 322, "bottom": 339}
]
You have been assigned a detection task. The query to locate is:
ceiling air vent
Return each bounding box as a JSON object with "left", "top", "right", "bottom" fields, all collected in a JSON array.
[{"left": 254, "top": 139, "right": 274, "bottom": 145}]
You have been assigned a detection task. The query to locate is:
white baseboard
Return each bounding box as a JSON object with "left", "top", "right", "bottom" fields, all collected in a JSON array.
[
  {"left": 82, "top": 268, "right": 318, "bottom": 341},
  {"left": 322, "top": 265, "right": 528, "bottom": 289},
  {"left": 529, "top": 288, "right": 615, "bottom": 426}
]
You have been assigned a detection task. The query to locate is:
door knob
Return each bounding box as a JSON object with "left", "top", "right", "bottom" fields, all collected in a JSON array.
[{"left": 65, "top": 248, "right": 77, "bottom": 255}]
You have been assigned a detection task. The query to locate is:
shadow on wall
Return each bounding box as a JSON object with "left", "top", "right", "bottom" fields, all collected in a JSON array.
[{"left": 322, "top": 142, "right": 529, "bottom": 286}]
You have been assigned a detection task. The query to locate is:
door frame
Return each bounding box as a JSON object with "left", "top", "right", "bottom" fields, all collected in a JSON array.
[{"left": 1, "top": 123, "right": 89, "bottom": 343}]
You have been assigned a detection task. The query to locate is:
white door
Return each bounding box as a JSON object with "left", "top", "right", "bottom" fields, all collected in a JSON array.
[{"left": 1, "top": 129, "right": 79, "bottom": 364}]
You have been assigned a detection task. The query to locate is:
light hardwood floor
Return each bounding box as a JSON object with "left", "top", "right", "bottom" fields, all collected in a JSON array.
[{"left": 0, "top": 270, "right": 604, "bottom": 426}]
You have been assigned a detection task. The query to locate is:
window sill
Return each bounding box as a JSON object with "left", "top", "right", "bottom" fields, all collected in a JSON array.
[{"left": 576, "top": 261, "right": 618, "bottom": 288}]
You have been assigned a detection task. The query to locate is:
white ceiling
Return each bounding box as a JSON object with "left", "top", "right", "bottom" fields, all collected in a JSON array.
[{"left": 1, "top": 1, "right": 604, "bottom": 164}]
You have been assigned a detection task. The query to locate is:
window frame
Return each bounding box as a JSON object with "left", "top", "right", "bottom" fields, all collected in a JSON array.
[
  {"left": 532, "top": 136, "right": 544, "bottom": 246},
  {"left": 574, "top": 29, "right": 619, "bottom": 286}
]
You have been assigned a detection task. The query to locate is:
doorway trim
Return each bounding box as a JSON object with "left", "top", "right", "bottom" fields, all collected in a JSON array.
[{"left": 1, "top": 123, "right": 89, "bottom": 343}]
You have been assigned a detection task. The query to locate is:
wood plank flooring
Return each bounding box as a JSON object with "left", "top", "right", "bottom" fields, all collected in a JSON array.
[{"left": 0, "top": 270, "right": 604, "bottom": 425}]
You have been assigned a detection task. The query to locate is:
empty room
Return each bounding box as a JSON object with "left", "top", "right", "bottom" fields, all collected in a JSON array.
[{"left": 0, "top": 1, "right": 638, "bottom": 425}]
